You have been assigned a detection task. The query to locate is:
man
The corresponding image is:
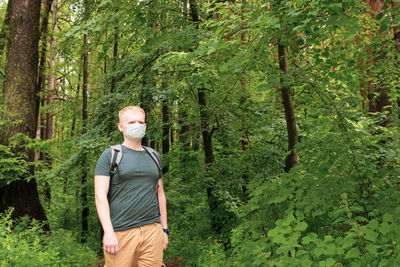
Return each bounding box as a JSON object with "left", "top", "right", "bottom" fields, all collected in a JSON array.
[{"left": 94, "top": 106, "right": 168, "bottom": 267}]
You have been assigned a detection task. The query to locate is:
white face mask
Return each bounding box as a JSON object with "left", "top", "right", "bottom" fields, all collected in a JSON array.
[{"left": 125, "top": 123, "right": 145, "bottom": 141}]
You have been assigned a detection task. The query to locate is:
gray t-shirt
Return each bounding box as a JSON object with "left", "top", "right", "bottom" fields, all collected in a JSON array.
[{"left": 94, "top": 145, "right": 161, "bottom": 231}]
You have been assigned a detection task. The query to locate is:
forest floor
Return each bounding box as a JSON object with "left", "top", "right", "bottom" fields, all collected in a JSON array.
[{"left": 96, "top": 258, "right": 183, "bottom": 267}]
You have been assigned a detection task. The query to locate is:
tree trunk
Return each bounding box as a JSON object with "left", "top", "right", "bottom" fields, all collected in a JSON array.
[
  {"left": 42, "top": 0, "right": 58, "bottom": 206},
  {"left": 140, "top": 78, "right": 152, "bottom": 147},
  {"left": 189, "top": 0, "right": 227, "bottom": 234},
  {"left": 46, "top": 0, "right": 58, "bottom": 145},
  {"left": 36, "top": 0, "right": 54, "bottom": 162},
  {"left": 0, "top": 0, "right": 12, "bottom": 56},
  {"left": 361, "top": 0, "right": 391, "bottom": 115},
  {"left": 82, "top": 34, "right": 88, "bottom": 130},
  {"left": 0, "top": 0, "right": 47, "bottom": 224},
  {"left": 278, "top": 43, "right": 298, "bottom": 172},
  {"left": 198, "top": 88, "right": 214, "bottom": 164},
  {"left": 240, "top": 0, "right": 249, "bottom": 198},
  {"left": 81, "top": 0, "right": 89, "bottom": 243},
  {"left": 392, "top": 2, "right": 400, "bottom": 114},
  {"left": 37, "top": 0, "right": 54, "bottom": 102},
  {"left": 162, "top": 97, "right": 170, "bottom": 174},
  {"left": 178, "top": 105, "right": 190, "bottom": 151},
  {"left": 106, "top": 28, "right": 118, "bottom": 136}
]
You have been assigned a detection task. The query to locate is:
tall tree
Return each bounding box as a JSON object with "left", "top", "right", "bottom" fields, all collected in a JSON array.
[
  {"left": 42, "top": 0, "right": 59, "bottom": 206},
  {"left": 162, "top": 97, "right": 170, "bottom": 174},
  {"left": 278, "top": 43, "right": 298, "bottom": 172},
  {"left": 81, "top": 0, "right": 89, "bottom": 243},
  {"left": 360, "top": 0, "right": 391, "bottom": 114},
  {"left": 0, "top": 0, "right": 12, "bottom": 55},
  {"left": 0, "top": 0, "right": 47, "bottom": 223}
]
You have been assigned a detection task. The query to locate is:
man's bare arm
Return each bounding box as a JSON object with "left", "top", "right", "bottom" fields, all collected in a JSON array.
[
  {"left": 157, "top": 178, "right": 168, "bottom": 250},
  {"left": 95, "top": 175, "right": 118, "bottom": 254}
]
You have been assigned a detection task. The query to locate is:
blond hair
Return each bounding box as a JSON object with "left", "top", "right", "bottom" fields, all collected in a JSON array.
[{"left": 119, "top": 106, "right": 145, "bottom": 122}]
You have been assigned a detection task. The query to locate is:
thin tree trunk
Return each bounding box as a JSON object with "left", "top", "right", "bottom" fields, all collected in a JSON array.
[
  {"left": 37, "top": 0, "right": 54, "bottom": 100},
  {"left": 0, "top": 0, "right": 12, "bottom": 55},
  {"left": 36, "top": 0, "right": 54, "bottom": 162},
  {"left": 240, "top": 0, "right": 249, "bottom": 198},
  {"left": 81, "top": 0, "right": 89, "bottom": 243},
  {"left": 189, "top": 0, "right": 226, "bottom": 234},
  {"left": 110, "top": 28, "right": 118, "bottom": 93},
  {"left": 140, "top": 79, "right": 152, "bottom": 147},
  {"left": 107, "top": 28, "right": 118, "bottom": 136},
  {"left": 278, "top": 43, "right": 298, "bottom": 172},
  {"left": 178, "top": 105, "right": 190, "bottom": 151},
  {"left": 42, "top": 0, "right": 58, "bottom": 206},
  {"left": 0, "top": 0, "right": 48, "bottom": 225},
  {"left": 362, "top": 0, "right": 391, "bottom": 115},
  {"left": 162, "top": 97, "right": 170, "bottom": 174},
  {"left": 392, "top": 2, "right": 400, "bottom": 114}
]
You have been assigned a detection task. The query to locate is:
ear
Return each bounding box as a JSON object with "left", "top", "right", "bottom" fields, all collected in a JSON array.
[
  {"left": 118, "top": 123, "right": 124, "bottom": 132},
  {"left": 144, "top": 123, "right": 147, "bottom": 131}
]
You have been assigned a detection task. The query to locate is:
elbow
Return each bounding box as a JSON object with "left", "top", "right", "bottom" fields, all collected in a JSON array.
[{"left": 95, "top": 193, "right": 108, "bottom": 205}]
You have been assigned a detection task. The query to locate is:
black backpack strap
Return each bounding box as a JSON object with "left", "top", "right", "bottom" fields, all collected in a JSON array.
[
  {"left": 109, "top": 144, "right": 122, "bottom": 182},
  {"left": 143, "top": 146, "right": 162, "bottom": 178}
]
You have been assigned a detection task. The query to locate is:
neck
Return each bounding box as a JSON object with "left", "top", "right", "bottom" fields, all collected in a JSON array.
[{"left": 122, "top": 138, "right": 144, "bottom": 150}]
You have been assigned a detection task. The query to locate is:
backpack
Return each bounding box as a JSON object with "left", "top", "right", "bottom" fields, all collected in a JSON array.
[{"left": 109, "top": 145, "right": 162, "bottom": 183}]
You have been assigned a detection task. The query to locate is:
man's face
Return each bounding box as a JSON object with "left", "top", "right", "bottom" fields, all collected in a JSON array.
[{"left": 118, "top": 110, "right": 146, "bottom": 134}]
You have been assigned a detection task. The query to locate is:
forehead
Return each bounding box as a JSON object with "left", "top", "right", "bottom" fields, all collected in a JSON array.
[{"left": 120, "top": 109, "right": 145, "bottom": 123}]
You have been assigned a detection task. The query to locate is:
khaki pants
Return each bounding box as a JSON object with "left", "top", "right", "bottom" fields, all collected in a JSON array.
[{"left": 104, "top": 223, "right": 164, "bottom": 267}]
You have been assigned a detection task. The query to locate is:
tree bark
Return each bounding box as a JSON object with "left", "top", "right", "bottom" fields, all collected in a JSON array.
[
  {"left": 240, "top": 0, "right": 249, "bottom": 198},
  {"left": 37, "top": 0, "right": 54, "bottom": 101},
  {"left": 0, "top": 0, "right": 12, "bottom": 56},
  {"left": 140, "top": 76, "right": 153, "bottom": 147},
  {"left": 104, "top": 27, "right": 119, "bottom": 136},
  {"left": 178, "top": 105, "right": 190, "bottom": 151},
  {"left": 81, "top": 0, "right": 89, "bottom": 243},
  {"left": 278, "top": 43, "right": 298, "bottom": 172},
  {"left": 392, "top": 2, "right": 400, "bottom": 114},
  {"left": 361, "top": 0, "right": 391, "bottom": 115},
  {"left": 36, "top": 0, "right": 54, "bottom": 162},
  {"left": 0, "top": 0, "right": 47, "bottom": 224},
  {"left": 42, "top": 0, "right": 58, "bottom": 206},
  {"left": 198, "top": 88, "right": 214, "bottom": 164},
  {"left": 46, "top": 0, "right": 58, "bottom": 145},
  {"left": 162, "top": 97, "right": 170, "bottom": 174}
]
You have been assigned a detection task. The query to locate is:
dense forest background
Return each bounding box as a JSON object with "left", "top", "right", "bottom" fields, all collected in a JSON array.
[{"left": 0, "top": 0, "right": 400, "bottom": 266}]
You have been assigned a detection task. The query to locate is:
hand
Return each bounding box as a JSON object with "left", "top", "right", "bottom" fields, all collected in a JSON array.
[
  {"left": 104, "top": 231, "right": 119, "bottom": 254},
  {"left": 163, "top": 232, "right": 168, "bottom": 251}
]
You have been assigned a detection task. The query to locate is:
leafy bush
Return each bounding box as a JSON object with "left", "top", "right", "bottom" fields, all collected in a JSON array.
[
  {"left": 0, "top": 208, "right": 98, "bottom": 267},
  {"left": 203, "top": 115, "right": 400, "bottom": 266}
]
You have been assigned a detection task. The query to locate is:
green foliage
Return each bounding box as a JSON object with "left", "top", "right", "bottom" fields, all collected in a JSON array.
[
  {"left": 0, "top": 208, "right": 97, "bottom": 267},
  {"left": 2, "top": 0, "right": 398, "bottom": 265}
]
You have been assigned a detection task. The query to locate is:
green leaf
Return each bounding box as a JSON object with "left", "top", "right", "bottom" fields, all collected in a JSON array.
[
  {"left": 379, "top": 222, "right": 390, "bottom": 235},
  {"left": 326, "top": 258, "right": 336, "bottom": 266},
  {"left": 363, "top": 228, "right": 378, "bottom": 242},
  {"left": 295, "top": 221, "right": 308, "bottom": 232},
  {"left": 383, "top": 214, "right": 393, "bottom": 223},
  {"left": 302, "top": 233, "right": 317, "bottom": 245},
  {"left": 342, "top": 237, "right": 356, "bottom": 249},
  {"left": 345, "top": 247, "right": 360, "bottom": 259},
  {"left": 366, "top": 244, "right": 378, "bottom": 254}
]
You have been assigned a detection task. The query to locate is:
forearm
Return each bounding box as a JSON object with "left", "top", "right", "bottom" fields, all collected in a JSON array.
[
  {"left": 158, "top": 192, "right": 168, "bottom": 229},
  {"left": 95, "top": 196, "right": 114, "bottom": 233}
]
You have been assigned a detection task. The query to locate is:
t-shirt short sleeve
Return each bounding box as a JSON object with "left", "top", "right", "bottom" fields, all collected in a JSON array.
[{"left": 94, "top": 147, "right": 112, "bottom": 176}]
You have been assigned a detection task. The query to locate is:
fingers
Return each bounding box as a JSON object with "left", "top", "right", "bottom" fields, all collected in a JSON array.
[
  {"left": 104, "top": 232, "right": 119, "bottom": 254},
  {"left": 163, "top": 233, "right": 169, "bottom": 251},
  {"left": 105, "top": 243, "right": 119, "bottom": 254}
]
